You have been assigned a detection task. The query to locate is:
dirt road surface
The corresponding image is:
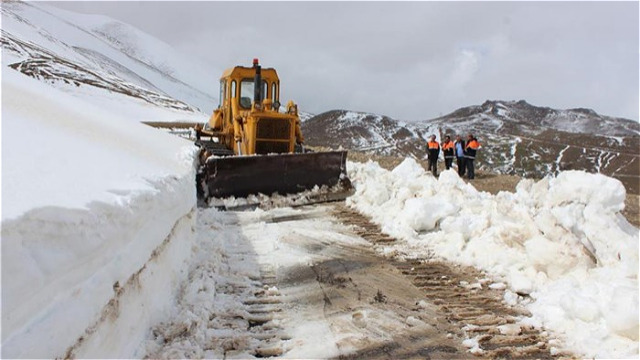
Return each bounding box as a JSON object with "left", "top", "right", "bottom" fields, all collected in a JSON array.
[{"left": 144, "top": 204, "right": 565, "bottom": 359}]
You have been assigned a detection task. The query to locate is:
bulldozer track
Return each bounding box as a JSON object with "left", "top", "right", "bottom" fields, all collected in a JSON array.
[
  {"left": 331, "top": 203, "right": 566, "bottom": 359},
  {"left": 332, "top": 204, "right": 397, "bottom": 245},
  {"left": 213, "top": 267, "right": 290, "bottom": 359},
  {"left": 238, "top": 267, "right": 291, "bottom": 358}
]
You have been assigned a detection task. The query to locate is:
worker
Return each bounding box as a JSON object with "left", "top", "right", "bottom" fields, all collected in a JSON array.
[
  {"left": 441, "top": 135, "right": 455, "bottom": 170},
  {"left": 426, "top": 135, "right": 440, "bottom": 176},
  {"left": 465, "top": 134, "right": 480, "bottom": 179},
  {"left": 454, "top": 135, "right": 466, "bottom": 177}
]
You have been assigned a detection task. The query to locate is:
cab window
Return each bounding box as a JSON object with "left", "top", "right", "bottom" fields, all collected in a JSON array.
[
  {"left": 239, "top": 79, "right": 267, "bottom": 109},
  {"left": 271, "top": 83, "right": 277, "bottom": 102},
  {"left": 218, "top": 80, "right": 226, "bottom": 108},
  {"left": 230, "top": 80, "right": 237, "bottom": 100},
  {"left": 262, "top": 81, "right": 268, "bottom": 101}
]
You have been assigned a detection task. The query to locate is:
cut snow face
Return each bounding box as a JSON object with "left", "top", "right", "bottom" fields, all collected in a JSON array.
[
  {"left": 346, "top": 158, "right": 639, "bottom": 358},
  {"left": 1, "top": 54, "right": 199, "bottom": 358},
  {"left": 1, "top": 69, "right": 197, "bottom": 221}
]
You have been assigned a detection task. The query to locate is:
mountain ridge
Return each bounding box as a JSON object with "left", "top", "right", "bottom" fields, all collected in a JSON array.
[{"left": 303, "top": 101, "right": 639, "bottom": 194}]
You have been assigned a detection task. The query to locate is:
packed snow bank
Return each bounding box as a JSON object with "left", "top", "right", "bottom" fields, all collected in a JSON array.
[
  {"left": 347, "top": 158, "right": 639, "bottom": 358},
  {"left": 2, "top": 69, "right": 197, "bottom": 221},
  {"left": 2, "top": 69, "right": 198, "bottom": 357}
]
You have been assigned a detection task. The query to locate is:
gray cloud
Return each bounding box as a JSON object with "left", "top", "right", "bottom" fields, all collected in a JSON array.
[{"left": 49, "top": 1, "right": 639, "bottom": 121}]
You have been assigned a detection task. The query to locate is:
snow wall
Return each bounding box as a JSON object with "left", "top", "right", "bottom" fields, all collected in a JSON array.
[
  {"left": 347, "top": 158, "right": 639, "bottom": 358},
  {"left": 1, "top": 71, "right": 199, "bottom": 358}
]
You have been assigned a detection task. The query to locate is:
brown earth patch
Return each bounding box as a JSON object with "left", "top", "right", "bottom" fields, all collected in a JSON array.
[{"left": 624, "top": 195, "right": 640, "bottom": 228}]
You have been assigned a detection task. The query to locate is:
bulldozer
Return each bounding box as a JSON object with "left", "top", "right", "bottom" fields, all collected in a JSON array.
[{"left": 195, "top": 59, "right": 350, "bottom": 202}]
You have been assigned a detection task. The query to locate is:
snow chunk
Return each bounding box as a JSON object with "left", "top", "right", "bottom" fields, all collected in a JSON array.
[
  {"left": 497, "top": 324, "right": 522, "bottom": 336},
  {"left": 405, "top": 316, "right": 426, "bottom": 327},
  {"left": 547, "top": 171, "right": 626, "bottom": 212},
  {"left": 604, "top": 286, "right": 639, "bottom": 340},
  {"left": 399, "top": 197, "right": 459, "bottom": 232},
  {"left": 489, "top": 282, "right": 506, "bottom": 290},
  {"left": 391, "top": 157, "right": 426, "bottom": 179}
]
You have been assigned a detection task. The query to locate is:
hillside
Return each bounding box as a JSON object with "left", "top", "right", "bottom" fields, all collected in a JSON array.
[
  {"left": 303, "top": 101, "right": 640, "bottom": 193},
  {"left": 1, "top": 1, "right": 215, "bottom": 120},
  {"left": 303, "top": 110, "right": 436, "bottom": 157}
]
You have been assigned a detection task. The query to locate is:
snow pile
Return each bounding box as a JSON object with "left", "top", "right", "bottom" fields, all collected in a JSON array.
[
  {"left": 2, "top": 67, "right": 198, "bottom": 357},
  {"left": 347, "top": 158, "right": 639, "bottom": 358},
  {"left": 209, "top": 183, "right": 349, "bottom": 210}
]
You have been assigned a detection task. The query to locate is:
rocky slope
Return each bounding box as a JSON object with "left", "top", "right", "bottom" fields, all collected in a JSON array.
[{"left": 302, "top": 101, "right": 640, "bottom": 193}]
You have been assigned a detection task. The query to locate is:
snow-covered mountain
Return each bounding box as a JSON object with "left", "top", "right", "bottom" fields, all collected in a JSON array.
[
  {"left": 303, "top": 110, "right": 436, "bottom": 156},
  {"left": 303, "top": 101, "right": 640, "bottom": 193},
  {"left": 298, "top": 110, "right": 315, "bottom": 122},
  {"left": 1, "top": 1, "right": 217, "bottom": 118}
]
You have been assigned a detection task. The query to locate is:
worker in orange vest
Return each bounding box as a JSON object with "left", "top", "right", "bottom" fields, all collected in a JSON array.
[
  {"left": 426, "top": 135, "right": 440, "bottom": 176},
  {"left": 465, "top": 134, "right": 480, "bottom": 179},
  {"left": 441, "top": 135, "right": 455, "bottom": 170}
]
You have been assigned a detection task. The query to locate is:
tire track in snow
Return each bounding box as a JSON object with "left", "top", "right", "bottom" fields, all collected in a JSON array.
[
  {"left": 143, "top": 209, "right": 291, "bottom": 359},
  {"left": 332, "top": 203, "right": 569, "bottom": 359}
]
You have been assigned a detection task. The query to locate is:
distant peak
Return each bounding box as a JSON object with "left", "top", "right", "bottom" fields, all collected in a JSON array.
[
  {"left": 568, "top": 107, "right": 599, "bottom": 116},
  {"left": 482, "top": 99, "right": 532, "bottom": 108}
]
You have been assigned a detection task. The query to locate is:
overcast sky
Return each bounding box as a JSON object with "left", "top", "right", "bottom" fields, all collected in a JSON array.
[{"left": 51, "top": 1, "right": 639, "bottom": 121}]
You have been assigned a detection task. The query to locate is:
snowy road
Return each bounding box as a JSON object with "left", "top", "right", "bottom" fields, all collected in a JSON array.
[{"left": 142, "top": 203, "right": 559, "bottom": 359}]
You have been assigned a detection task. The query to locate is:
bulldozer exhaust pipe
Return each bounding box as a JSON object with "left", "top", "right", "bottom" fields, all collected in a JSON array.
[{"left": 253, "top": 58, "right": 261, "bottom": 104}]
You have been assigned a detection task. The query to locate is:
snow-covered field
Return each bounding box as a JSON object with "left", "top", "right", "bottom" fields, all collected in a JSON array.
[{"left": 347, "top": 158, "right": 639, "bottom": 358}]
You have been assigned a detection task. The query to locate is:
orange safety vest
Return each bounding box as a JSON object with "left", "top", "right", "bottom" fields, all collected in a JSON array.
[
  {"left": 427, "top": 141, "right": 440, "bottom": 150},
  {"left": 466, "top": 139, "right": 479, "bottom": 150},
  {"left": 442, "top": 141, "right": 454, "bottom": 150}
]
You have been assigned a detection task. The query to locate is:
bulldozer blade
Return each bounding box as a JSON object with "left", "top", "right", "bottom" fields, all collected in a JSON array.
[{"left": 204, "top": 151, "right": 350, "bottom": 199}]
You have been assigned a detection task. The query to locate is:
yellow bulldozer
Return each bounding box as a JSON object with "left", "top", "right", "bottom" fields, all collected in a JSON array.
[{"left": 194, "top": 59, "right": 350, "bottom": 201}]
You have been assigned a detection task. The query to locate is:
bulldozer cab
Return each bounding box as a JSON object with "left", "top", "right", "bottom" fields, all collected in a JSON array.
[
  {"left": 219, "top": 66, "right": 279, "bottom": 112},
  {"left": 207, "top": 59, "right": 303, "bottom": 156}
]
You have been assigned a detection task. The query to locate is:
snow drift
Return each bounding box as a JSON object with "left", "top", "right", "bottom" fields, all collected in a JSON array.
[
  {"left": 347, "top": 158, "right": 639, "bottom": 358},
  {"left": 1, "top": 68, "right": 198, "bottom": 357}
]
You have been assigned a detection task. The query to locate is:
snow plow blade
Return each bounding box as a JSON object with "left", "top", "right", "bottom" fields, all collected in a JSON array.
[{"left": 203, "top": 151, "right": 351, "bottom": 199}]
